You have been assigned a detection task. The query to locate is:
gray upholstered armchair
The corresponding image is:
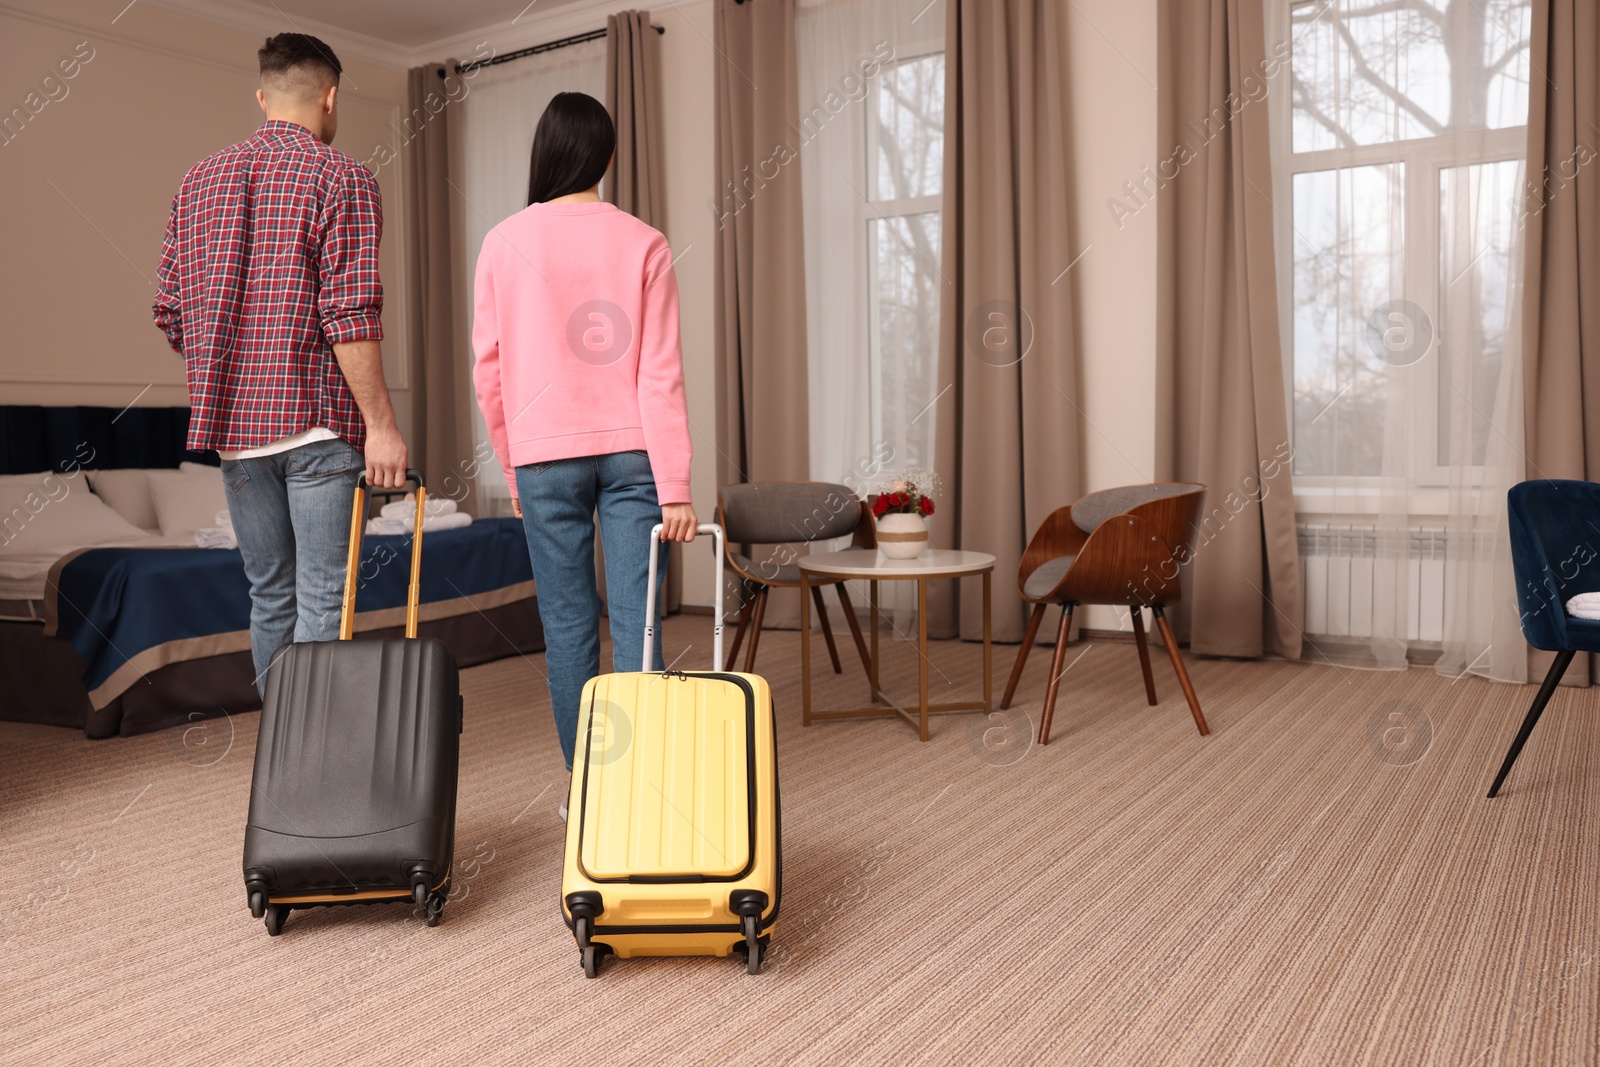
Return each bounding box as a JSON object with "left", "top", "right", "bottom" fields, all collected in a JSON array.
[{"left": 717, "top": 482, "right": 875, "bottom": 677}]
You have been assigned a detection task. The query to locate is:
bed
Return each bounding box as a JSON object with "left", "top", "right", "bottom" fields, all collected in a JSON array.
[{"left": 0, "top": 405, "right": 543, "bottom": 738}]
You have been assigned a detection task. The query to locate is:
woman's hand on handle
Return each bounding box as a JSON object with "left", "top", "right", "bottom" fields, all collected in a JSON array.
[
  {"left": 511, "top": 498, "right": 522, "bottom": 519},
  {"left": 660, "top": 503, "right": 698, "bottom": 542}
]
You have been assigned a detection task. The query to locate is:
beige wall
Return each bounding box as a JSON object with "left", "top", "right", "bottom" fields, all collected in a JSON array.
[
  {"left": 0, "top": 0, "right": 1158, "bottom": 618},
  {"left": 1063, "top": 0, "right": 1159, "bottom": 633},
  {"left": 0, "top": 0, "right": 415, "bottom": 443}
]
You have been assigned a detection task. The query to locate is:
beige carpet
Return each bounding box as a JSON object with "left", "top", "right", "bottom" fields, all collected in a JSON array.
[{"left": 1, "top": 616, "right": 1596, "bottom": 1066}]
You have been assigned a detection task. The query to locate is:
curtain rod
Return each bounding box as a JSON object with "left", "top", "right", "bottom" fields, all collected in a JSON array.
[{"left": 447, "top": 24, "right": 664, "bottom": 77}]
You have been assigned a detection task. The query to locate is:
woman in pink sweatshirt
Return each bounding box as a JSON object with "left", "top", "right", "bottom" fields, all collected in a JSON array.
[{"left": 472, "top": 92, "right": 696, "bottom": 784}]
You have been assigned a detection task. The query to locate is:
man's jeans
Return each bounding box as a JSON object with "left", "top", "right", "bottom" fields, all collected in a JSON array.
[
  {"left": 221, "top": 437, "right": 362, "bottom": 691},
  {"left": 516, "top": 451, "right": 668, "bottom": 771}
]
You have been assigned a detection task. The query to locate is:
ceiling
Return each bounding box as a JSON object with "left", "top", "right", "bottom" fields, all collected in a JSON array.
[{"left": 231, "top": 0, "right": 600, "bottom": 51}]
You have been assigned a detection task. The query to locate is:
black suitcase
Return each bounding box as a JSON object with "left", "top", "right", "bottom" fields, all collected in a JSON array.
[{"left": 242, "top": 469, "right": 462, "bottom": 936}]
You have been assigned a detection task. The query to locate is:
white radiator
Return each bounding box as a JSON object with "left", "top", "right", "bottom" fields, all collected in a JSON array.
[{"left": 1296, "top": 523, "right": 1448, "bottom": 643}]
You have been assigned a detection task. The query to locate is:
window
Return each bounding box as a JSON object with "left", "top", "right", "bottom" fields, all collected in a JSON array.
[
  {"left": 864, "top": 49, "right": 944, "bottom": 471},
  {"left": 1281, "top": 0, "right": 1531, "bottom": 483}
]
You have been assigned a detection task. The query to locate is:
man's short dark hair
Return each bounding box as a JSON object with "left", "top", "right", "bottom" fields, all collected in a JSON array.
[{"left": 259, "top": 33, "right": 342, "bottom": 89}]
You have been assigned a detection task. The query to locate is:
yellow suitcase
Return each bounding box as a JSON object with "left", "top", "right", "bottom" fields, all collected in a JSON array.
[{"left": 561, "top": 522, "right": 780, "bottom": 978}]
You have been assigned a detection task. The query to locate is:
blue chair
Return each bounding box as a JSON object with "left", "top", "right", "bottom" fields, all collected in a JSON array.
[{"left": 1488, "top": 480, "right": 1600, "bottom": 798}]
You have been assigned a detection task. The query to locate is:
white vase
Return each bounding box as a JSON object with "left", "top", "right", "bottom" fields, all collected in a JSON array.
[{"left": 876, "top": 512, "right": 929, "bottom": 559}]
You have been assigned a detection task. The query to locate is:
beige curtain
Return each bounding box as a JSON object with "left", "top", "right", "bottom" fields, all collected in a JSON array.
[
  {"left": 605, "top": 12, "right": 666, "bottom": 225},
  {"left": 404, "top": 65, "right": 474, "bottom": 504},
  {"left": 929, "top": 0, "right": 1081, "bottom": 644},
  {"left": 712, "top": 0, "right": 810, "bottom": 488},
  {"left": 1522, "top": 2, "right": 1600, "bottom": 482},
  {"left": 1522, "top": 0, "right": 1600, "bottom": 682},
  {"left": 1153, "top": 0, "right": 1301, "bottom": 660},
  {"left": 713, "top": 0, "right": 811, "bottom": 628},
  {"left": 603, "top": 14, "right": 680, "bottom": 613}
]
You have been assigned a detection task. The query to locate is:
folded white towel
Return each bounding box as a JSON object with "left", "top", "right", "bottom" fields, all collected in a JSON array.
[
  {"left": 195, "top": 526, "right": 237, "bottom": 549},
  {"left": 379, "top": 496, "right": 457, "bottom": 520},
  {"left": 366, "top": 516, "right": 406, "bottom": 536},
  {"left": 365, "top": 512, "right": 472, "bottom": 537},
  {"left": 1566, "top": 592, "right": 1600, "bottom": 620},
  {"left": 213, "top": 509, "right": 233, "bottom": 529}
]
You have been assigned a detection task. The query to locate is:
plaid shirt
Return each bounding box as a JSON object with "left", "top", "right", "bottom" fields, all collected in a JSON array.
[{"left": 153, "top": 120, "right": 383, "bottom": 452}]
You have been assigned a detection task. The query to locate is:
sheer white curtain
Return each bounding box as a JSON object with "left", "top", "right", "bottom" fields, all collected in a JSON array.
[
  {"left": 456, "top": 43, "right": 606, "bottom": 516},
  {"left": 1266, "top": 0, "right": 1530, "bottom": 681},
  {"left": 798, "top": 0, "right": 944, "bottom": 485},
  {"left": 797, "top": 0, "right": 944, "bottom": 628}
]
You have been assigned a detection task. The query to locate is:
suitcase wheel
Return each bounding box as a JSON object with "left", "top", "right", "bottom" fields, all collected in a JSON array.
[
  {"left": 263, "top": 904, "right": 290, "bottom": 937},
  {"left": 581, "top": 944, "right": 606, "bottom": 979},
  {"left": 414, "top": 882, "right": 447, "bottom": 927},
  {"left": 248, "top": 891, "right": 265, "bottom": 920},
  {"left": 733, "top": 938, "right": 766, "bottom": 975},
  {"left": 740, "top": 915, "right": 763, "bottom": 976},
  {"left": 573, "top": 917, "right": 592, "bottom": 949}
]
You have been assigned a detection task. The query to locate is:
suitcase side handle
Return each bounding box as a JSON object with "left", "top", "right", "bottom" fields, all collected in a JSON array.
[
  {"left": 643, "top": 522, "right": 723, "bottom": 671},
  {"left": 340, "top": 469, "right": 429, "bottom": 641}
]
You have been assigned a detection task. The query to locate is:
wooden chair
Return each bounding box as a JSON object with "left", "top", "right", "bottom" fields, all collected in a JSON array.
[
  {"left": 718, "top": 482, "right": 876, "bottom": 677},
  {"left": 1001, "top": 483, "right": 1211, "bottom": 744}
]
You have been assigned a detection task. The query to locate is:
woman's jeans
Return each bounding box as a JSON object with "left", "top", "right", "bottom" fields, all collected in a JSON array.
[{"left": 516, "top": 451, "right": 668, "bottom": 771}]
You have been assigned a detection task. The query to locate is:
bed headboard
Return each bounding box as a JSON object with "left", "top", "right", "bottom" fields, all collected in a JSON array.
[{"left": 0, "top": 406, "right": 219, "bottom": 475}]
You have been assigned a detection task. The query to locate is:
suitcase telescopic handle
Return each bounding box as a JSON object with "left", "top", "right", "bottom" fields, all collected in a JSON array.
[
  {"left": 340, "top": 469, "right": 429, "bottom": 641},
  {"left": 643, "top": 522, "right": 724, "bottom": 671},
  {"left": 357, "top": 469, "right": 426, "bottom": 497}
]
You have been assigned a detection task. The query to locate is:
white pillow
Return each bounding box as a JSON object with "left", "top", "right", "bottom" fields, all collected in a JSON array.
[
  {"left": 0, "top": 470, "right": 152, "bottom": 556},
  {"left": 84, "top": 468, "right": 160, "bottom": 530},
  {"left": 147, "top": 466, "right": 227, "bottom": 538}
]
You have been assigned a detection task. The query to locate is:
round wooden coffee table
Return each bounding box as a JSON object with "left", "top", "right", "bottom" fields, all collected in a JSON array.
[{"left": 798, "top": 549, "right": 995, "bottom": 741}]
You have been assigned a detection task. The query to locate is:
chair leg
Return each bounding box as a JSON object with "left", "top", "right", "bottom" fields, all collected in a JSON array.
[
  {"left": 1002, "top": 603, "right": 1048, "bottom": 710},
  {"left": 812, "top": 585, "right": 843, "bottom": 674},
  {"left": 1037, "top": 605, "right": 1074, "bottom": 746},
  {"left": 1487, "top": 649, "right": 1575, "bottom": 798},
  {"left": 834, "top": 583, "right": 873, "bottom": 681},
  {"left": 725, "top": 582, "right": 754, "bottom": 672},
  {"left": 1130, "top": 607, "right": 1158, "bottom": 706},
  {"left": 743, "top": 586, "right": 770, "bottom": 674},
  {"left": 1152, "top": 608, "right": 1208, "bottom": 736}
]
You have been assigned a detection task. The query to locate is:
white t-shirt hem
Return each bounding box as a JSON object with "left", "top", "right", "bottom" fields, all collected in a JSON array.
[{"left": 217, "top": 426, "right": 341, "bottom": 461}]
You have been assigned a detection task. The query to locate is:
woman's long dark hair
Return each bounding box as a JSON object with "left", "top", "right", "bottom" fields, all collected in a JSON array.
[{"left": 527, "top": 92, "right": 615, "bottom": 205}]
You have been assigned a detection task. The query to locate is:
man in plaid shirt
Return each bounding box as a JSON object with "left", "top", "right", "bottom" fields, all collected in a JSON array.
[{"left": 153, "top": 33, "right": 409, "bottom": 689}]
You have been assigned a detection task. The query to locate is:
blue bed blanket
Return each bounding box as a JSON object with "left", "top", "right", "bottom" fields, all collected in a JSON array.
[{"left": 44, "top": 519, "right": 533, "bottom": 708}]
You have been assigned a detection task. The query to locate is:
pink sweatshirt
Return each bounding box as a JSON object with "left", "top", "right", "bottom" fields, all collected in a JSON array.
[{"left": 471, "top": 201, "right": 693, "bottom": 503}]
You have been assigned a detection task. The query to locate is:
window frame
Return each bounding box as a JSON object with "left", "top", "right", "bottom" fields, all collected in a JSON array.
[{"left": 1274, "top": 0, "right": 1530, "bottom": 502}]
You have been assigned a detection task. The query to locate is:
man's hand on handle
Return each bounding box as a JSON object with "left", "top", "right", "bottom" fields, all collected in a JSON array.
[
  {"left": 331, "top": 339, "right": 408, "bottom": 489},
  {"left": 363, "top": 424, "right": 409, "bottom": 489},
  {"left": 660, "top": 503, "right": 698, "bottom": 542}
]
